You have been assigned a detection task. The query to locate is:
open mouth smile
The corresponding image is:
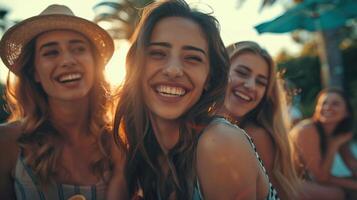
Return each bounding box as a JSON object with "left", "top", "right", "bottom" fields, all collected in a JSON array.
[
  {"left": 57, "top": 72, "right": 82, "bottom": 83},
  {"left": 233, "top": 90, "right": 252, "bottom": 102},
  {"left": 155, "top": 85, "right": 186, "bottom": 97}
]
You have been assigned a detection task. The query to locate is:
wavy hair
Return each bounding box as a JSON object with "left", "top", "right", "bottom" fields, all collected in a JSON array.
[
  {"left": 113, "top": 0, "right": 229, "bottom": 199},
  {"left": 5, "top": 35, "right": 112, "bottom": 183},
  {"left": 226, "top": 41, "right": 300, "bottom": 199},
  {"left": 312, "top": 88, "right": 354, "bottom": 155}
]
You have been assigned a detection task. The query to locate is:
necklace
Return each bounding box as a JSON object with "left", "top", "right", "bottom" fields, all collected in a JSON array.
[{"left": 220, "top": 113, "right": 239, "bottom": 125}]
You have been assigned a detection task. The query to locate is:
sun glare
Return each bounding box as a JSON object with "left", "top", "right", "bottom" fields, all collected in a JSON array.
[
  {"left": 105, "top": 39, "right": 130, "bottom": 88},
  {"left": 0, "top": 40, "right": 130, "bottom": 88}
]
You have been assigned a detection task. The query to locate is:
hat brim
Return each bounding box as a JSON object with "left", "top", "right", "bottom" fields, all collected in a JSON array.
[{"left": 0, "top": 14, "right": 114, "bottom": 74}]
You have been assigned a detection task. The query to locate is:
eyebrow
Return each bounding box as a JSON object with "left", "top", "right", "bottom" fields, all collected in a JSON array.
[
  {"left": 39, "top": 39, "right": 86, "bottom": 51},
  {"left": 149, "top": 42, "right": 207, "bottom": 55}
]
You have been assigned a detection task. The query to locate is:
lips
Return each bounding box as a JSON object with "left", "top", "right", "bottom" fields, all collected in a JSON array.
[
  {"left": 56, "top": 72, "right": 82, "bottom": 83},
  {"left": 155, "top": 84, "right": 186, "bottom": 97},
  {"left": 233, "top": 90, "right": 253, "bottom": 102}
]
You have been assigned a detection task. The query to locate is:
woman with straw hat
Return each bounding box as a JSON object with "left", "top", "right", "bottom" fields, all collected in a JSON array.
[{"left": 0, "top": 4, "right": 124, "bottom": 200}]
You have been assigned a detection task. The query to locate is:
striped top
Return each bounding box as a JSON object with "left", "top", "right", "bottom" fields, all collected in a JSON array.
[
  {"left": 14, "top": 150, "right": 109, "bottom": 200},
  {"left": 193, "top": 117, "right": 280, "bottom": 200}
]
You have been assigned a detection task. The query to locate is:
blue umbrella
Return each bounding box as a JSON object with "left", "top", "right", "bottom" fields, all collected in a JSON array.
[{"left": 255, "top": 0, "right": 357, "bottom": 33}]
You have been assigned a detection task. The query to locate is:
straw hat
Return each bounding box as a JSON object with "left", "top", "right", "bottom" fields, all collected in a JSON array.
[{"left": 0, "top": 4, "right": 114, "bottom": 75}]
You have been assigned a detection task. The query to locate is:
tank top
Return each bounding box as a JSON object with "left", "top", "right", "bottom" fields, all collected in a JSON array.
[{"left": 14, "top": 149, "right": 109, "bottom": 200}]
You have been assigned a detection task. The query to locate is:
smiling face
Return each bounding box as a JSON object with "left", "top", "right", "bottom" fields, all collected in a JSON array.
[
  {"left": 34, "top": 30, "right": 95, "bottom": 102},
  {"left": 223, "top": 52, "right": 269, "bottom": 119},
  {"left": 141, "top": 16, "right": 210, "bottom": 121},
  {"left": 315, "top": 92, "right": 348, "bottom": 125}
]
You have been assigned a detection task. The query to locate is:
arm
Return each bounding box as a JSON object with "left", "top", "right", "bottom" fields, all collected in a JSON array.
[
  {"left": 106, "top": 135, "right": 128, "bottom": 200},
  {"left": 292, "top": 123, "right": 353, "bottom": 183},
  {"left": 0, "top": 122, "right": 21, "bottom": 200},
  {"left": 196, "top": 123, "right": 269, "bottom": 200},
  {"left": 338, "top": 137, "right": 357, "bottom": 177}
]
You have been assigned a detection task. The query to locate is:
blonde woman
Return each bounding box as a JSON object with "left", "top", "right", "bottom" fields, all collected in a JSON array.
[
  {"left": 0, "top": 5, "right": 124, "bottom": 200},
  {"left": 219, "top": 41, "right": 300, "bottom": 200}
]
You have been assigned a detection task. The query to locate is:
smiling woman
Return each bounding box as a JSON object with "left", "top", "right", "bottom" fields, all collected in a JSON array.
[
  {"left": 112, "top": 1, "right": 276, "bottom": 199},
  {"left": 0, "top": 4, "right": 126, "bottom": 200}
]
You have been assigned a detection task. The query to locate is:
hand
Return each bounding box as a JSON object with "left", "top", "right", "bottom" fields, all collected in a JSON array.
[{"left": 329, "top": 132, "right": 353, "bottom": 150}]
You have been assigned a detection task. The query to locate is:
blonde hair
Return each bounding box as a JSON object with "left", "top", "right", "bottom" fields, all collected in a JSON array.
[
  {"left": 5, "top": 36, "right": 112, "bottom": 183},
  {"left": 227, "top": 41, "right": 300, "bottom": 200}
]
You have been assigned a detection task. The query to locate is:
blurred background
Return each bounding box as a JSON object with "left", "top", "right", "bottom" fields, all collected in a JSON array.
[
  {"left": 0, "top": 0, "right": 356, "bottom": 126},
  {"left": 0, "top": 0, "right": 356, "bottom": 174}
]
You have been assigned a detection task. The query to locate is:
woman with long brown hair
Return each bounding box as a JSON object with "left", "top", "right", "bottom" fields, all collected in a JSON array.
[
  {"left": 0, "top": 4, "right": 123, "bottom": 200},
  {"left": 113, "top": 0, "right": 277, "bottom": 199},
  {"left": 291, "top": 88, "right": 357, "bottom": 199}
]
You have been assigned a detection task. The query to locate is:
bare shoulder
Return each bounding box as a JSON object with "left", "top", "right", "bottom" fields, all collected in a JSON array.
[
  {"left": 290, "top": 119, "right": 317, "bottom": 140},
  {"left": 197, "top": 122, "right": 256, "bottom": 159},
  {"left": 0, "top": 121, "right": 23, "bottom": 142},
  {"left": 196, "top": 122, "right": 267, "bottom": 199}
]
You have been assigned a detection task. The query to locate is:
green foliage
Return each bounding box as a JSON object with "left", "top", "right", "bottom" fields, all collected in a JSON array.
[
  {"left": 277, "top": 55, "right": 321, "bottom": 116},
  {"left": 277, "top": 45, "right": 357, "bottom": 138}
]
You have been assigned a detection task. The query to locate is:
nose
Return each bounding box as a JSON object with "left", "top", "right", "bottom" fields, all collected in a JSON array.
[
  {"left": 162, "top": 57, "right": 183, "bottom": 79},
  {"left": 59, "top": 51, "right": 76, "bottom": 68},
  {"left": 243, "top": 77, "right": 255, "bottom": 90},
  {"left": 322, "top": 103, "right": 332, "bottom": 110}
]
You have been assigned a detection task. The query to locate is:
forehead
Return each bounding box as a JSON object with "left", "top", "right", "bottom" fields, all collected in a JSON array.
[
  {"left": 36, "top": 30, "right": 90, "bottom": 47},
  {"left": 231, "top": 52, "right": 269, "bottom": 76},
  {"left": 150, "top": 17, "right": 208, "bottom": 50},
  {"left": 318, "top": 92, "right": 345, "bottom": 103}
]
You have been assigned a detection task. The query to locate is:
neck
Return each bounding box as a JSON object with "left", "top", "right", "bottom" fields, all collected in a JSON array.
[
  {"left": 217, "top": 106, "right": 241, "bottom": 125},
  {"left": 49, "top": 98, "right": 91, "bottom": 144},
  {"left": 149, "top": 114, "right": 180, "bottom": 154},
  {"left": 320, "top": 122, "right": 337, "bottom": 136}
]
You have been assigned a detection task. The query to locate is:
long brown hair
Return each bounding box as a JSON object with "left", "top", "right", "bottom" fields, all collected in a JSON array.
[
  {"left": 5, "top": 35, "right": 112, "bottom": 183},
  {"left": 113, "top": 0, "right": 229, "bottom": 199},
  {"left": 226, "top": 41, "right": 300, "bottom": 199}
]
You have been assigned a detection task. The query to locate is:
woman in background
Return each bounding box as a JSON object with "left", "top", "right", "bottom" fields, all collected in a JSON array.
[{"left": 291, "top": 88, "right": 357, "bottom": 199}]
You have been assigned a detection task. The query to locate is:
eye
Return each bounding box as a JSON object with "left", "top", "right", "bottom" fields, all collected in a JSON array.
[
  {"left": 256, "top": 78, "right": 268, "bottom": 87},
  {"left": 235, "top": 69, "right": 249, "bottom": 77},
  {"left": 148, "top": 50, "right": 166, "bottom": 59},
  {"left": 185, "top": 55, "right": 203, "bottom": 63},
  {"left": 72, "top": 45, "right": 87, "bottom": 54},
  {"left": 42, "top": 49, "right": 59, "bottom": 57}
]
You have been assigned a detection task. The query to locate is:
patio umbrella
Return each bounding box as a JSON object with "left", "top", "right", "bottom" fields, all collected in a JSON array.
[
  {"left": 255, "top": 0, "right": 357, "bottom": 33},
  {"left": 254, "top": 0, "right": 357, "bottom": 89}
]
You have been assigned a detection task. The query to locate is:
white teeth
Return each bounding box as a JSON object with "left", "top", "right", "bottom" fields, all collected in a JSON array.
[
  {"left": 58, "top": 73, "right": 82, "bottom": 83},
  {"left": 156, "top": 85, "right": 186, "bottom": 97},
  {"left": 234, "top": 90, "right": 252, "bottom": 101}
]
